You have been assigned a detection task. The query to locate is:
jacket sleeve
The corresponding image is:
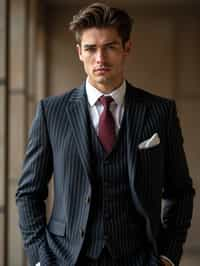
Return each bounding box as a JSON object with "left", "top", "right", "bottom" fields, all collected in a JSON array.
[
  {"left": 16, "top": 100, "right": 53, "bottom": 265},
  {"left": 157, "top": 100, "right": 195, "bottom": 265}
]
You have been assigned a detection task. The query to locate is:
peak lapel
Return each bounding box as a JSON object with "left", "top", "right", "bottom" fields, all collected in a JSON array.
[
  {"left": 66, "top": 84, "right": 92, "bottom": 179},
  {"left": 125, "top": 83, "right": 147, "bottom": 187}
]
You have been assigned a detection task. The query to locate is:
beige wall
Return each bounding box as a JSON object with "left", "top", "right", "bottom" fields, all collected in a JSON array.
[
  {"left": 46, "top": 5, "right": 200, "bottom": 253},
  {"left": 0, "top": 0, "right": 6, "bottom": 263}
]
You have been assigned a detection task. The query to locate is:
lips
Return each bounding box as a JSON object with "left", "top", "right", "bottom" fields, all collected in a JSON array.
[{"left": 94, "top": 67, "right": 111, "bottom": 72}]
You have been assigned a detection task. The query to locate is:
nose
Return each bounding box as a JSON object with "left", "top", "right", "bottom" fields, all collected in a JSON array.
[{"left": 95, "top": 49, "right": 106, "bottom": 64}]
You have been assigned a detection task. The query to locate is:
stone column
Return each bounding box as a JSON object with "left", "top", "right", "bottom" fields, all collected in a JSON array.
[
  {"left": 8, "top": 0, "right": 28, "bottom": 265},
  {"left": 0, "top": 0, "right": 9, "bottom": 264}
]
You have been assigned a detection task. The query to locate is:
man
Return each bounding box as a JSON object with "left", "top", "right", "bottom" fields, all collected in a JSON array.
[{"left": 16, "top": 3, "right": 195, "bottom": 266}]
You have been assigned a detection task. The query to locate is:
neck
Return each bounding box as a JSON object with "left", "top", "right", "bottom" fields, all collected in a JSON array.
[{"left": 88, "top": 79, "right": 124, "bottom": 94}]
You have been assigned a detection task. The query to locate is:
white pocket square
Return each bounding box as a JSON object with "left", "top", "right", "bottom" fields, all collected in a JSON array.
[{"left": 138, "top": 133, "right": 160, "bottom": 149}]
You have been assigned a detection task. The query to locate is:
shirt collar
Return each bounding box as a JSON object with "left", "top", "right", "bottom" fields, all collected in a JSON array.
[{"left": 86, "top": 77, "right": 126, "bottom": 107}]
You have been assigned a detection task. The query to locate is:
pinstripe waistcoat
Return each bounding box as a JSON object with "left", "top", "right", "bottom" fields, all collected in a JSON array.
[
  {"left": 83, "top": 115, "right": 147, "bottom": 259},
  {"left": 16, "top": 81, "right": 194, "bottom": 266}
]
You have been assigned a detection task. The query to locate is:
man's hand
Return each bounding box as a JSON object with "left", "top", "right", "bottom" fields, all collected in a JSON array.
[{"left": 160, "top": 257, "right": 173, "bottom": 266}]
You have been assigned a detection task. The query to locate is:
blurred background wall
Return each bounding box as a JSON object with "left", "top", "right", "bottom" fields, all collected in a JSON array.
[{"left": 0, "top": 0, "right": 199, "bottom": 265}]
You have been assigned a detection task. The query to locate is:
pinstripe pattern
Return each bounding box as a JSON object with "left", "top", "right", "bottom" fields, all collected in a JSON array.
[
  {"left": 84, "top": 118, "right": 147, "bottom": 259},
  {"left": 16, "top": 82, "right": 194, "bottom": 266}
]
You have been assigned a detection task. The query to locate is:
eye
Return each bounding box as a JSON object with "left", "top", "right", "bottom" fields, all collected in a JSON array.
[
  {"left": 85, "top": 47, "right": 96, "bottom": 52},
  {"left": 106, "top": 45, "right": 117, "bottom": 51}
]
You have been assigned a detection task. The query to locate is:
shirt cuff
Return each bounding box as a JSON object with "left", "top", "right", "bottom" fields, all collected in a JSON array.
[
  {"left": 160, "top": 255, "right": 175, "bottom": 266},
  {"left": 35, "top": 263, "right": 40, "bottom": 266}
]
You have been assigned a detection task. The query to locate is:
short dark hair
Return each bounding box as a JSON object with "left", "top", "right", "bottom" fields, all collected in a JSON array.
[{"left": 69, "top": 2, "right": 134, "bottom": 46}]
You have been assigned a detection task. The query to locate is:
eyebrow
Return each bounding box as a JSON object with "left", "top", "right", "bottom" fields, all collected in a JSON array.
[{"left": 83, "top": 41, "right": 120, "bottom": 49}]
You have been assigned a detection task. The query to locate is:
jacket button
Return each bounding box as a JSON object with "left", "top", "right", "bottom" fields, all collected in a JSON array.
[
  {"left": 104, "top": 212, "right": 111, "bottom": 220},
  {"left": 80, "top": 228, "right": 85, "bottom": 238},
  {"left": 86, "top": 195, "right": 91, "bottom": 204},
  {"left": 104, "top": 235, "right": 109, "bottom": 241}
]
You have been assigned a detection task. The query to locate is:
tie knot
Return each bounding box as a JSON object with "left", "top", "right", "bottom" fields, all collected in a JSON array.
[{"left": 99, "top": 96, "right": 114, "bottom": 107}]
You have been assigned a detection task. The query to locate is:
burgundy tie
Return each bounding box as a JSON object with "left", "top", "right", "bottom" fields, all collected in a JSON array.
[{"left": 98, "top": 96, "right": 116, "bottom": 153}]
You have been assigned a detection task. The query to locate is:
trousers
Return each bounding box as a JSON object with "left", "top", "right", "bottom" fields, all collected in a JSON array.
[{"left": 76, "top": 246, "right": 162, "bottom": 266}]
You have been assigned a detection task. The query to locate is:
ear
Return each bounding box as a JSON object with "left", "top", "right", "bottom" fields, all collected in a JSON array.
[
  {"left": 76, "top": 44, "right": 83, "bottom": 61},
  {"left": 124, "top": 40, "right": 132, "bottom": 55}
]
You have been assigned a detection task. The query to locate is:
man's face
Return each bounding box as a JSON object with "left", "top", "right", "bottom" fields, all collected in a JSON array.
[{"left": 77, "top": 27, "right": 131, "bottom": 93}]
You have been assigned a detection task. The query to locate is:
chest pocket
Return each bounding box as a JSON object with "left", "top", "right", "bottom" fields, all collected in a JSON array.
[{"left": 135, "top": 137, "right": 164, "bottom": 206}]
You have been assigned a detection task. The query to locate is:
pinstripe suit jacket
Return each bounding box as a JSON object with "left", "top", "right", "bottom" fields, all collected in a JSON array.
[{"left": 16, "top": 82, "right": 194, "bottom": 266}]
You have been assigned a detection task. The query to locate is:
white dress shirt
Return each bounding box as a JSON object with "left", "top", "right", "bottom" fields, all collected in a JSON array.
[{"left": 85, "top": 78, "right": 126, "bottom": 135}]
